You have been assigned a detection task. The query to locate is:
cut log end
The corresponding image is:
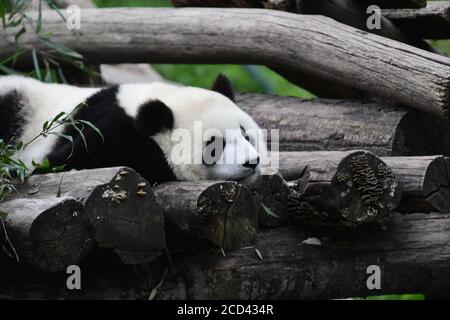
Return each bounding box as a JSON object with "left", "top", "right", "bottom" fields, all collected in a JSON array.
[
  {"left": 85, "top": 168, "right": 166, "bottom": 264},
  {"left": 1, "top": 197, "right": 93, "bottom": 272},
  {"left": 248, "top": 174, "right": 290, "bottom": 227},
  {"left": 290, "top": 151, "right": 402, "bottom": 226},
  {"left": 197, "top": 182, "right": 258, "bottom": 250}
]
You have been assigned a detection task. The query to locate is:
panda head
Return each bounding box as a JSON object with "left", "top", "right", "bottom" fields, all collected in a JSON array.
[{"left": 134, "top": 75, "right": 267, "bottom": 182}]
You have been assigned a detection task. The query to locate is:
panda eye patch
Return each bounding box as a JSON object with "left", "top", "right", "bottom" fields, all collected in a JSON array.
[{"left": 240, "top": 126, "right": 250, "bottom": 141}]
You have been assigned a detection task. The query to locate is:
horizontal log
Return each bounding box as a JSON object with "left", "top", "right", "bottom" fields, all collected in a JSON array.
[
  {"left": 159, "top": 212, "right": 450, "bottom": 299},
  {"left": 278, "top": 151, "right": 402, "bottom": 226},
  {"left": 3, "top": 8, "right": 450, "bottom": 118},
  {"left": 354, "top": 0, "right": 426, "bottom": 9},
  {"left": 279, "top": 151, "right": 450, "bottom": 214},
  {"left": 154, "top": 181, "right": 258, "bottom": 251},
  {"left": 3, "top": 213, "right": 450, "bottom": 299},
  {"left": 383, "top": 1, "right": 450, "bottom": 39},
  {"left": 0, "top": 197, "right": 92, "bottom": 272},
  {"left": 382, "top": 156, "right": 450, "bottom": 213},
  {"left": 10, "top": 167, "right": 166, "bottom": 264},
  {"left": 237, "top": 94, "right": 450, "bottom": 157}
]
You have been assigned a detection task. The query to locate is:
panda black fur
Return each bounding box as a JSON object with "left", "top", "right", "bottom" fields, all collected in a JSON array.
[{"left": 0, "top": 75, "right": 266, "bottom": 184}]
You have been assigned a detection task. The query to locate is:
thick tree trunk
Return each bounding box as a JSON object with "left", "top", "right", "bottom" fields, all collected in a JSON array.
[
  {"left": 158, "top": 212, "right": 450, "bottom": 299},
  {"left": 10, "top": 167, "right": 166, "bottom": 264},
  {"left": 383, "top": 1, "right": 450, "bottom": 39},
  {"left": 278, "top": 151, "right": 402, "bottom": 226},
  {"left": 237, "top": 94, "right": 450, "bottom": 157},
  {"left": 3, "top": 8, "right": 450, "bottom": 118},
  {"left": 0, "top": 197, "right": 92, "bottom": 272},
  {"left": 382, "top": 156, "right": 450, "bottom": 213},
  {"left": 154, "top": 181, "right": 258, "bottom": 251}
]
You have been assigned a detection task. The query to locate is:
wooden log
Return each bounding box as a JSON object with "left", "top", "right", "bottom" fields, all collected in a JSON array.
[
  {"left": 10, "top": 167, "right": 166, "bottom": 264},
  {"left": 382, "top": 156, "right": 450, "bottom": 213},
  {"left": 383, "top": 1, "right": 450, "bottom": 39},
  {"left": 237, "top": 94, "right": 450, "bottom": 157},
  {"left": 279, "top": 151, "right": 450, "bottom": 214},
  {"left": 354, "top": 0, "right": 426, "bottom": 9},
  {"left": 0, "top": 196, "right": 92, "bottom": 272},
  {"left": 154, "top": 181, "right": 258, "bottom": 251},
  {"left": 158, "top": 213, "right": 450, "bottom": 299},
  {"left": 278, "top": 151, "right": 402, "bottom": 226},
  {"left": 3, "top": 9, "right": 450, "bottom": 118},
  {"left": 247, "top": 173, "right": 290, "bottom": 227},
  {"left": 295, "top": 0, "right": 439, "bottom": 53},
  {"left": 172, "top": 0, "right": 260, "bottom": 7}
]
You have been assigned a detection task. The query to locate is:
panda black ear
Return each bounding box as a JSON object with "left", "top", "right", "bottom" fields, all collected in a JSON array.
[
  {"left": 211, "top": 74, "right": 235, "bottom": 102},
  {"left": 134, "top": 100, "right": 174, "bottom": 136}
]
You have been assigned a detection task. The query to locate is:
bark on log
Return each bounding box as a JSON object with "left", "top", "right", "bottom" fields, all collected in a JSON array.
[
  {"left": 10, "top": 167, "right": 166, "bottom": 264},
  {"left": 279, "top": 152, "right": 450, "bottom": 214},
  {"left": 279, "top": 151, "right": 402, "bottom": 226},
  {"left": 383, "top": 1, "right": 450, "bottom": 39},
  {"left": 3, "top": 9, "right": 450, "bottom": 118},
  {"left": 3, "top": 213, "right": 450, "bottom": 299},
  {"left": 154, "top": 181, "right": 258, "bottom": 251},
  {"left": 0, "top": 197, "right": 92, "bottom": 272},
  {"left": 295, "top": 0, "right": 439, "bottom": 53},
  {"left": 354, "top": 0, "right": 426, "bottom": 9},
  {"left": 158, "top": 213, "right": 450, "bottom": 299},
  {"left": 247, "top": 173, "right": 290, "bottom": 227},
  {"left": 382, "top": 156, "right": 450, "bottom": 213},
  {"left": 237, "top": 94, "right": 450, "bottom": 157}
]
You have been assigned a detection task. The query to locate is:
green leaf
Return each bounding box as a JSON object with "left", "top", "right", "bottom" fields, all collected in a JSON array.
[
  {"left": 78, "top": 120, "right": 104, "bottom": 142},
  {"left": 261, "top": 203, "right": 280, "bottom": 218},
  {"left": 0, "top": 211, "right": 9, "bottom": 219},
  {"left": 31, "top": 49, "right": 42, "bottom": 80}
]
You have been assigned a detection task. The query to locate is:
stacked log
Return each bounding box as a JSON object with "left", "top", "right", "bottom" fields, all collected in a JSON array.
[
  {"left": 383, "top": 1, "right": 450, "bottom": 39},
  {"left": 154, "top": 181, "right": 258, "bottom": 251},
  {"left": 3, "top": 8, "right": 450, "bottom": 116},
  {"left": 237, "top": 94, "right": 450, "bottom": 157}
]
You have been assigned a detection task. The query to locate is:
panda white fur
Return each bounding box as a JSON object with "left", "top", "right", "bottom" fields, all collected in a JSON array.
[{"left": 0, "top": 74, "right": 266, "bottom": 184}]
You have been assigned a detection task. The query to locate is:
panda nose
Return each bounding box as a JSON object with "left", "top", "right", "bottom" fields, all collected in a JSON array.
[{"left": 243, "top": 157, "right": 260, "bottom": 170}]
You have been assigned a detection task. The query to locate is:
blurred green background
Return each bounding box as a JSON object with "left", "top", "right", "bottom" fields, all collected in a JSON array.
[{"left": 92, "top": 0, "right": 450, "bottom": 100}]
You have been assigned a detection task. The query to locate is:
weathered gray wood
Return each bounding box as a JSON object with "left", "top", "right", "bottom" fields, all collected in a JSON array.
[
  {"left": 154, "top": 181, "right": 258, "bottom": 251},
  {"left": 3, "top": 213, "right": 450, "bottom": 299},
  {"left": 355, "top": 0, "right": 426, "bottom": 9},
  {"left": 248, "top": 173, "right": 290, "bottom": 227},
  {"left": 237, "top": 94, "right": 450, "bottom": 156},
  {"left": 278, "top": 151, "right": 402, "bottom": 226},
  {"left": 158, "top": 213, "right": 450, "bottom": 299},
  {"left": 11, "top": 167, "right": 166, "bottom": 264},
  {"left": 295, "top": 0, "right": 439, "bottom": 53},
  {"left": 172, "top": 0, "right": 260, "bottom": 7},
  {"left": 53, "top": 0, "right": 96, "bottom": 8},
  {"left": 3, "top": 8, "right": 450, "bottom": 117},
  {"left": 383, "top": 1, "right": 450, "bottom": 39},
  {"left": 279, "top": 151, "right": 450, "bottom": 214},
  {"left": 382, "top": 156, "right": 450, "bottom": 213},
  {"left": 0, "top": 196, "right": 92, "bottom": 272}
]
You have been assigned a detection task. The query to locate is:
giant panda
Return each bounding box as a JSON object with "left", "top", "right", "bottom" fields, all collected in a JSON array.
[{"left": 0, "top": 74, "right": 267, "bottom": 184}]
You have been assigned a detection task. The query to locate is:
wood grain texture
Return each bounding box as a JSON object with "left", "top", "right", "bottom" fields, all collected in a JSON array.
[
  {"left": 382, "top": 156, "right": 450, "bottom": 213},
  {"left": 154, "top": 181, "right": 258, "bottom": 250},
  {"left": 10, "top": 167, "right": 166, "bottom": 264},
  {"left": 159, "top": 213, "right": 450, "bottom": 299},
  {"left": 3, "top": 8, "right": 450, "bottom": 117},
  {"left": 237, "top": 94, "right": 450, "bottom": 156},
  {"left": 278, "top": 151, "right": 402, "bottom": 226},
  {"left": 0, "top": 196, "right": 92, "bottom": 272},
  {"left": 383, "top": 1, "right": 450, "bottom": 39}
]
